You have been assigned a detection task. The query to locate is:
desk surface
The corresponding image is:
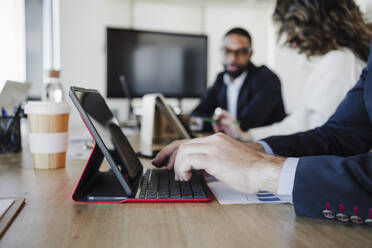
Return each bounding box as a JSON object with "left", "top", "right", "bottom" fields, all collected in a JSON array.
[{"left": 0, "top": 136, "right": 371, "bottom": 247}]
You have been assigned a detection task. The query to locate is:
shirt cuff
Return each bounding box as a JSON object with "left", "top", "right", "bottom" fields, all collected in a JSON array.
[
  {"left": 257, "top": 141, "right": 274, "bottom": 155},
  {"left": 277, "top": 157, "right": 299, "bottom": 203}
]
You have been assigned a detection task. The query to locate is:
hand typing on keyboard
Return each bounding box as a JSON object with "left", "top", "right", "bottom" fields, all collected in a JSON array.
[
  {"left": 152, "top": 139, "right": 188, "bottom": 169},
  {"left": 152, "top": 133, "right": 286, "bottom": 194}
]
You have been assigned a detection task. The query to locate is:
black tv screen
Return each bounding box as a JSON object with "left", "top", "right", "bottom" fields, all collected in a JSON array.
[{"left": 106, "top": 28, "right": 207, "bottom": 98}]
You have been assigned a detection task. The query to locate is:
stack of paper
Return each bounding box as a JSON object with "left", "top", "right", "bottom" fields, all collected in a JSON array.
[{"left": 206, "top": 177, "right": 291, "bottom": 205}]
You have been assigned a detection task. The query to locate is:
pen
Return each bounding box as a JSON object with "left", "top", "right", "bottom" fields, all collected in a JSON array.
[
  {"left": 1, "top": 107, "right": 7, "bottom": 117},
  {"left": 203, "top": 117, "right": 240, "bottom": 125},
  {"left": 211, "top": 107, "right": 240, "bottom": 125}
]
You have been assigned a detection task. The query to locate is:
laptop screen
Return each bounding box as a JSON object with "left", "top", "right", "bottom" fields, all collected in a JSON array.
[{"left": 72, "top": 89, "right": 143, "bottom": 183}]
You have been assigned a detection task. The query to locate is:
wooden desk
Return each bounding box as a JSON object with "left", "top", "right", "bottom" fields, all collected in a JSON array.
[{"left": 0, "top": 139, "right": 371, "bottom": 247}]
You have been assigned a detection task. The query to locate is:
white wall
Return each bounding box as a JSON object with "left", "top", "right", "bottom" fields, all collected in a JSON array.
[
  {"left": 267, "top": 14, "right": 308, "bottom": 113},
  {"left": 60, "top": 0, "right": 207, "bottom": 129},
  {"left": 268, "top": 44, "right": 307, "bottom": 113},
  {"left": 60, "top": 0, "right": 131, "bottom": 93},
  {"left": 205, "top": 4, "right": 272, "bottom": 83},
  {"left": 0, "top": 0, "right": 26, "bottom": 90},
  {"left": 60, "top": 0, "right": 131, "bottom": 131},
  {"left": 133, "top": 2, "right": 203, "bottom": 33},
  {"left": 59, "top": 0, "right": 307, "bottom": 130}
]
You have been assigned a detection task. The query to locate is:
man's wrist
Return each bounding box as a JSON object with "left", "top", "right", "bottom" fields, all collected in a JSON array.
[
  {"left": 260, "top": 155, "right": 286, "bottom": 193},
  {"left": 244, "top": 142, "right": 265, "bottom": 153}
]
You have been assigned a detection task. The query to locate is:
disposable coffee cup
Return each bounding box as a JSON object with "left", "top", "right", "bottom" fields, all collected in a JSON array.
[{"left": 24, "top": 101, "right": 70, "bottom": 169}]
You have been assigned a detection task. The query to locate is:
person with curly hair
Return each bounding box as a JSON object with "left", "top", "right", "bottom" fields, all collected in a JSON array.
[{"left": 212, "top": 0, "right": 372, "bottom": 142}]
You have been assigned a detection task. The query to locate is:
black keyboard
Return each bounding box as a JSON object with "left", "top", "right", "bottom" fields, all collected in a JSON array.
[{"left": 138, "top": 169, "right": 210, "bottom": 199}]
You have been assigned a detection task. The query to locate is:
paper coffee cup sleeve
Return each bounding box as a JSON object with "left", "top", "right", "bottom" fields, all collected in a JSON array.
[{"left": 29, "top": 132, "right": 68, "bottom": 154}]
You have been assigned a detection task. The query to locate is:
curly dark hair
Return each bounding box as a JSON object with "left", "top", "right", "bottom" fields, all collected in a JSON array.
[{"left": 273, "top": 0, "right": 372, "bottom": 61}]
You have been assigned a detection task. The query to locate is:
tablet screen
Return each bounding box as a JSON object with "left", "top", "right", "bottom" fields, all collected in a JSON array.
[{"left": 72, "top": 89, "right": 142, "bottom": 182}]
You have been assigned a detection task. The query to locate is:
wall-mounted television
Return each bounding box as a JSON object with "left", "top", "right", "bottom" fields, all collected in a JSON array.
[{"left": 106, "top": 28, "right": 207, "bottom": 98}]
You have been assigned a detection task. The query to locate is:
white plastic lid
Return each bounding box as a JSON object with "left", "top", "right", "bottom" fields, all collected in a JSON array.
[{"left": 24, "top": 101, "right": 70, "bottom": 115}]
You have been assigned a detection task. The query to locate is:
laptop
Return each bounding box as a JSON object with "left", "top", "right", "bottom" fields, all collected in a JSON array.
[
  {"left": 139, "top": 93, "right": 194, "bottom": 158},
  {"left": 69, "top": 87, "right": 213, "bottom": 203}
]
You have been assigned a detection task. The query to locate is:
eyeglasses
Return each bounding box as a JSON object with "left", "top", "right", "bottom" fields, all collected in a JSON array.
[{"left": 221, "top": 47, "right": 252, "bottom": 57}]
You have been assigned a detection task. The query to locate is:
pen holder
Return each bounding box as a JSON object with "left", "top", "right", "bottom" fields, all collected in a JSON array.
[{"left": 0, "top": 116, "right": 22, "bottom": 154}]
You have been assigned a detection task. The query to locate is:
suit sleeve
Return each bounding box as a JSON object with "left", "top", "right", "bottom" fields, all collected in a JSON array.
[
  {"left": 239, "top": 68, "right": 286, "bottom": 131},
  {"left": 262, "top": 73, "right": 372, "bottom": 157},
  {"left": 293, "top": 153, "right": 372, "bottom": 219}
]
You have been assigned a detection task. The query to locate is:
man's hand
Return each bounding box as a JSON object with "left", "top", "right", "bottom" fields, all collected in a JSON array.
[
  {"left": 212, "top": 109, "right": 243, "bottom": 139},
  {"left": 244, "top": 142, "right": 265, "bottom": 153},
  {"left": 173, "top": 133, "right": 286, "bottom": 194},
  {"left": 152, "top": 137, "right": 267, "bottom": 169},
  {"left": 152, "top": 139, "right": 188, "bottom": 169}
]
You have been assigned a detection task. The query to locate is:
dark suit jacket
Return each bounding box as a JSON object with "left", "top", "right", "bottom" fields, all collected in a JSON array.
[
  {"left": 262, "top": 40, "right": 372, "bottom": 220},
  {"left": 191, "top": 62, "right": 286, "bottom": 131}
]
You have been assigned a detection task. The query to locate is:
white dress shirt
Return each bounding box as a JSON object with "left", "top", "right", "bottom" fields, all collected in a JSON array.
[
  {"left": 223, "top": 71, "right": 248, "bottom": 118},
  {"left": 250, "top": 49, "right": 365, "bottom": 141}
]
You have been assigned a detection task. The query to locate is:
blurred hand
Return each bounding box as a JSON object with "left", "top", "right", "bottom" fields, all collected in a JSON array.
[
  {"left": 173, "top": 133, "right": 286, "bottom": 194},
  {"left": 212, "top": 108, "right": 243, "bottom": 139},
  {"left": 244, "top": 142, "right": 265, "bottom": 153},
  {"left": 213, "top": 108, "right": 254, "bottom": 141}
]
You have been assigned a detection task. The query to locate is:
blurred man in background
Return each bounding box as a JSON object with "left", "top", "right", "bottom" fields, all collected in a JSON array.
[{"left": 191, "top": 27, "right": 286, "bottom": 132}]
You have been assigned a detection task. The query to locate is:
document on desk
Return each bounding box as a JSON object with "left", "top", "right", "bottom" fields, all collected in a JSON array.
[
  {"left": 206, "top": 177, "right": 291, "bottom": 205},
  {"left": 0, "top": 199, "right": 14, "bottom": 219}
]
